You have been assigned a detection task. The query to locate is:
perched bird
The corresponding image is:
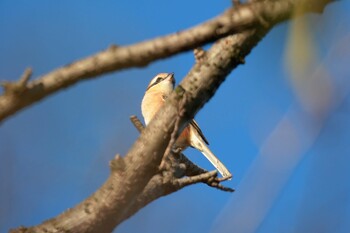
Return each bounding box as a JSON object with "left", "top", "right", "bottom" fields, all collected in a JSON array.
[{"left": 141, "top": 73, "right": 232, "bottom": 179}]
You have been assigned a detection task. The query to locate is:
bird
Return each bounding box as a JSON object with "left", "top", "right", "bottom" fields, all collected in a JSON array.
[{"left": 141, "top": 72, "right": 232, "bottom": 179}]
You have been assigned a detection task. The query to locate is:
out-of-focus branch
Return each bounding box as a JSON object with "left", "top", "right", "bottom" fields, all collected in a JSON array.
[
  {"left": 1, "top": 68, "right": 32, "bottom": 95},
  {"left": 0, "top": 0, "right": 334, "bottom": 123}
]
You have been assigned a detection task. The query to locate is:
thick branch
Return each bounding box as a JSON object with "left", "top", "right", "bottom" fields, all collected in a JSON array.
[
  {"left": 10, "top": 1, "right": 334, "bottom": 232},
  {"left": 11, "top": 29, "right": 266, "bottom": 233},
  {"left": 0, "top": 0, "right": 333, "bottom": 123},
  {"left": 10, "top": 29, "right": 272, "bottom": 233}
]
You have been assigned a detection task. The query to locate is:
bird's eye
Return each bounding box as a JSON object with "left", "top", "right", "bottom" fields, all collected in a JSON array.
[
  {"left": 155, "top": 77, "right": 163, "bottom": 83},
  {"left": 146, "top": 76, "right": 165, "bottom": 91}
]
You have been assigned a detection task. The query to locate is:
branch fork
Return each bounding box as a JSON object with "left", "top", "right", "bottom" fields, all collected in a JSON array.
[
  {"left": 1, "top": 68, "right": 32, "bottom": 95},
  {"left": 7, "top": 1, "right": 335, "bottom": 231},
  {"left": 129, "top": 115, "right": 234, "bottom": 192}
]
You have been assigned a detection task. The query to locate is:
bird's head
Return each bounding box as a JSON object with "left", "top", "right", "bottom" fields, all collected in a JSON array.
[{"left": 146, "top": 73, "right": 175, "bottom": 93}]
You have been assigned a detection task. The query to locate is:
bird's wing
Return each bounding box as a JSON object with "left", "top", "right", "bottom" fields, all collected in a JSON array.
[{"left": 190, "top": 120, "right": 209, "bottom": 145}]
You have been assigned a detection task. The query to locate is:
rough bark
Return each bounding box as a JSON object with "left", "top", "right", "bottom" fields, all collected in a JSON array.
[{"left": 8, "top": 0, "right": 334, "bottom": 232}]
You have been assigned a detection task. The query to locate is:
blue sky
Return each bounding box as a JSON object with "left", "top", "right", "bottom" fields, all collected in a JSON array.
[{"left": 1, "top": 1, "right": 350, "bottom": 233}]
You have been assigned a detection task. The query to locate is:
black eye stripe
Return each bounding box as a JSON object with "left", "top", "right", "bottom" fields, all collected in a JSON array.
[{"left": 146, "top": 77, "right": 164, "bottom": 90}]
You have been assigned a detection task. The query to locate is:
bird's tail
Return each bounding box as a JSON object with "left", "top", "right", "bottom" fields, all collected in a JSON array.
[
  {"left": 200, "top": 143, "right": 232, "bottom": 179},
  {"left": 189, "top": 121, "right": 232, "bottom": 179}
]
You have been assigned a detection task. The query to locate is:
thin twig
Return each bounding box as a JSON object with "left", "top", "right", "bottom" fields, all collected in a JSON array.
[
  {"left": 1, "top": 67, "right": 32, "bottom": 94},
  {"left": 161, "top": 89, "right": 188, "bottom": 170},
  {"left": 130, "top": 115, "right": 233, "bottom": 192},
  {"left": 176, "top": 170, "right": 218, "bottom": 186},
  {"left": 130, "top": 115, "right": 144, "bottom": 133},
  {"left": 194, "top": 48, "right": 207, "bottom": 64}
]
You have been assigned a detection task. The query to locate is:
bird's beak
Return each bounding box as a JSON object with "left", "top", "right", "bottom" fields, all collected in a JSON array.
[{"left": 167, "top": 73, "right": 175, "bottom": 86}]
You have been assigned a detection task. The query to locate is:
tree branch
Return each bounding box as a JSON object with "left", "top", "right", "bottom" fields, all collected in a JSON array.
[
  {"left": 12, "top": 113, "right": 233, "bottom": 233},
  {"left": 0, "top": 0, "right": 333, "bottom": 123},
  {"left": 11, "top": 30, "right": 263, "bottom": 233},
  {"left": 1, "top": 68, "right": 32, "bottom": 95},
  {"left": 9, "top": 0, "right": 334, "bottom": 232}
]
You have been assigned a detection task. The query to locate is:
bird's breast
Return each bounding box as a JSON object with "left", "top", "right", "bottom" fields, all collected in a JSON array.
[{"left": 141, "top": 91, "right": 165, "bottom": 125}]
